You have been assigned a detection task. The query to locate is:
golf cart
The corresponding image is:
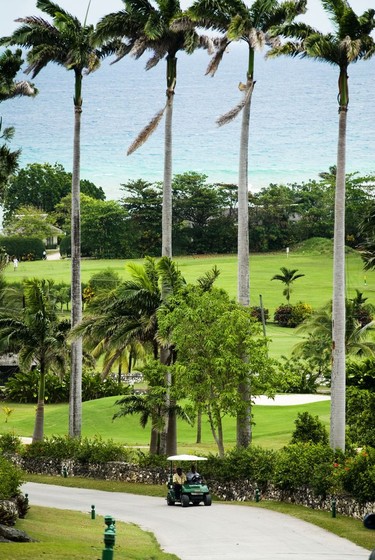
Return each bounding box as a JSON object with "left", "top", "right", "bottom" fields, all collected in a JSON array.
[{"left": 166, "top": 454, "right": 212, "bottom": 507}]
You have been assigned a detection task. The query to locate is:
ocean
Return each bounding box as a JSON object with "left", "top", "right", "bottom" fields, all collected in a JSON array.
[{"left": 2, "top": 43, "right": 375, "bottom": 201}]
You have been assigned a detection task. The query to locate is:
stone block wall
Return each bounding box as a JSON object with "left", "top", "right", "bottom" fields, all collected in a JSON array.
[{"left": 11, "top": 455, "right": 375, "bottom": 520}]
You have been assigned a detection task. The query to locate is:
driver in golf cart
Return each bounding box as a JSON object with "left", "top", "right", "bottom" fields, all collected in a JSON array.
[{"left": 186, "top": 464, "right": 202, "bottom": 483}]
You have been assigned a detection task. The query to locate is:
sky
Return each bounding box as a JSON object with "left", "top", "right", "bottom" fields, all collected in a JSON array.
[{"left": 0, "top": 0, "right": 374, "bottom": 37}]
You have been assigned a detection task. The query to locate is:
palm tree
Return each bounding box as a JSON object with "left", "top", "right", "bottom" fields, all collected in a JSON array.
[
  {"left": 0, "top": 48, "right": 37, "bottom": 198},
  {"left": 96, "top": 0, "right": 212, "bottom": 259},
  {"left": 1, "top": 0, "right": 111, "bottom": 438},
  {"left": 186, "top": 0, "right": 306, "bottom": 449},
  {"left": 293, "top": 299, "right": 375, "bottom": 359},
  {"left": 73, "top": 256, "right": 186, "bottom": 454},
  {"left": 0, "top": 279, "right": 68, "bottom": 442},
  {"left": 271, "top": 266, "right": 305, "bottom": 302},
  {"left": 268, "top": 1, "right": 375, "bottom": 451}
]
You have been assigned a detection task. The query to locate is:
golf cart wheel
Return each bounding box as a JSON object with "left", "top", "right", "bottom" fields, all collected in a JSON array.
[
  {"left": 181, "top": 494, "right": 190, "bottom": 508},
  {"left": 203, "top": 494, "right": 212, "bottom": 506},
  {"left": 167, "top": 495, "right": 175, "bottom": 506}
]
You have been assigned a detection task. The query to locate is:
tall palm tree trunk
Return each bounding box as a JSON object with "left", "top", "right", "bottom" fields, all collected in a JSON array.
[
  {"left": 237, "top": 72, "right": 255, "bottom": 448},
  {"left": 69, "top": 71, "right": 83, "bottom": 438},
  {"left": 163, "top": 56, "right": 177, "bottom": 456},
  {"left": 32, "top": 369, "right": 46, "bottom": 442},
  {"left": 331, "top": 100, "right": 347, "bottom": 451}
]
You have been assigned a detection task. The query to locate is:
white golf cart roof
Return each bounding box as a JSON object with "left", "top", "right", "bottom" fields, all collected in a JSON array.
[{"left": 167, "top": 454, "right": 207, "bottom": 461}]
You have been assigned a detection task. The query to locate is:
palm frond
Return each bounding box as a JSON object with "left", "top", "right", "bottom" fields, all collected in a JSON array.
[
  {"left": 216, "top": 84, "right": 252, "bottom": 127},
  {"left": 205, "top": 39, "right": 228, "bottom": 76},
  {"left": 127, "top": 105, "right": 166, "bottom": 155}
]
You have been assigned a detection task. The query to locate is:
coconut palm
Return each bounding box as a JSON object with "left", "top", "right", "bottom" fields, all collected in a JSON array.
[
  {"left": 0, "top": 0, "right": 113, "bottom": 438},
  {"left": 96, "top": 0, "right": 212, "bottom": 259},
  {"left": 268, "top": 1, "right": 375, "bottom": 451},
  {"left": 185, "top": 0, "right": 306, "bottom": 449},
  {"left": 186, "top": 0, "right": 306, "bottom": 305},
  {"left": 0, "top": 279, "right": 68, "bottom": 442},
  {"left": 271, "top": 266, "right": 305, "bottom": 302}
]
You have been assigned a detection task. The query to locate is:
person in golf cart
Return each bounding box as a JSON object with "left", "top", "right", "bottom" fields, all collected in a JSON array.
[
  {"left": 186, "top": 464, "right": 202, "bottom": 483},
  {"left": 173, "top": 467, "right": 187, "bottom": 499}
]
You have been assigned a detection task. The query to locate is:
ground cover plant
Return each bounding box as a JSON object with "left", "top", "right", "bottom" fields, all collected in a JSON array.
[
  {"left": 0, "top": 505, "right": 179, "bottom": 560},
  {"left": 0, "top": 397, "right": 330, "bottom": 452}
]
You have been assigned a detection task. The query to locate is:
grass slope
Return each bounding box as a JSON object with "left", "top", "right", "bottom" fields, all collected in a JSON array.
[
  {"left": 0, "top": 506, "right": 179, "bottom": 560},
  {"left": 5, "top": 248, "right": 373, "bottom": 358},
  {"left": 0, "top": 397, "right": 330, "bottom": 452}
]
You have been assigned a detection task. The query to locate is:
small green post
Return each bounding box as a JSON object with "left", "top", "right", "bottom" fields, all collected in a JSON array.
[
  {"left": 61, "top": 466, "right": 67, "bottom": 478},
  {"left": 91, "top": 505, "right": 96, "bottom": 520},
  {"left": 331, "top": 498, "right": 336, "bottom": 518},
  {"left": 255, "top": 488, "right": 260, "bottom": 503},
  {"left": 102, "top": 515, "right": 116, "bottom": 560}
]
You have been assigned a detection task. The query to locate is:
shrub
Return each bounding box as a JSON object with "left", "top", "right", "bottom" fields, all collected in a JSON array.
[
  {"left": 4, "top": 369, "right": 129, "bottom": 404},
  {"left": 0, "top": 455, "right": 24, "bottom": 500},
  {"left": 346, "top": 359, "right": 375, "bottom": 391},
  {"left": 346, "top": 387, "right": 375, "bottom": 447},
  {"left": 274, "top": 358, "right": 321, "bottom": 394},
  {"left": 0, "top": 236, "right": 45, "bottom": 261},
  {"left": 204, "top": 446, "right": 276, "bottom": 490},
  {"left": 337, "top": 448, "right": 375, "bottom": 503},
  {"left": 290, "top": 412, "right": 328, "bottom": 445},
  {"left": 291, "top": 302, "right": 313, "bottom": 326},
  {"left": 250, "top": 306, "right": 269, "bottom": 323},
  {"left": 274, "top": 304, "right": 294, "bottom": 327},
  {"left": 273, "top": 443, "right": 338, "bottom": 496},
  {"left": 274, "top": 303, "right": 312, "bottom": 327},
  {"left": 0, "top": 433, "right": 24, "bottom": 454},
  {"left": 22, "top": 435, "right": 132, "bottom": 464}
]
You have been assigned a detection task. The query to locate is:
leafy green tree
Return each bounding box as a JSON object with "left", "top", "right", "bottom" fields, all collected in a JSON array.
[
  {"left": 0, "top": 278, "right": 69, "bottom": 441},
  {"left": 120, "top": 179, "right": 162, "bottom": 257},
  {"left": 3, "top": 205, "right": 55, "bottom": 239},
  {"left": 269, "top": 0, "right": 375, "bottom": 452},
  {"left": 158, "top": 287, "right": 274, "bottom": 457},
  {"left": 271, "top": 267, "right": 305, "bottom": 302},
  {"left": 1, "top": 0, "right": 113, "bottom": 438},
  {"left": 97, "top": 0, "right": 211, "bottom": 260},
  {"left": 4, "top": 162, "right": 105, "bottom": 223}
]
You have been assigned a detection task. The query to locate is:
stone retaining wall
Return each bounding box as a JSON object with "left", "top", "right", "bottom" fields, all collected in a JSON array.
[{"left": 13, "top": 456, "right": 375, "bottom": 520}]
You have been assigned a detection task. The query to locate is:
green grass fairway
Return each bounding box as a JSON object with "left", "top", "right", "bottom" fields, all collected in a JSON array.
[
  {"left": 0, "top": 397, "right": 330, "bottom": 452},
  {"left": 0, "top": 506, "right": 178, "bottom": 560},
  {"left": 5, "top": 250, "right": 374, "bottom": 358}
]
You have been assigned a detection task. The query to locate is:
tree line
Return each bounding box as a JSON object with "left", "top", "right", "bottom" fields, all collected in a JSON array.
[{"left": 4, "top": 163, "right": 375, "bottom": 258}]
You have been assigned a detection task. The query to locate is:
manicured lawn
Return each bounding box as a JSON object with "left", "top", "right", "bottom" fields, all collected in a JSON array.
[
  {"left": 0, "top": 397, "right": 330, "bottom": 452},
  {"left": 0, "top": 505, "right": 178, "bottom": 560},
  {"left": 5, "top": 250, "right": 373, "bottom": 358}
]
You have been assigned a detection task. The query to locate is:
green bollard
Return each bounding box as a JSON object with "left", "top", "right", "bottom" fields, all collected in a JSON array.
[
  {"left": 255, "top": 488, "right": 260, "bottom": 503},
  {"left": 61, "top": 466, "right": 68, "bottom": 478},
  {"left": 91, "top": 505, "right": 96, "bottom": 520},
  {"left": 102, "top": 515, "right": 116, "bottom": 560},
  {"left": 331, "top": 498, "right": 337, "bottom": 518}
]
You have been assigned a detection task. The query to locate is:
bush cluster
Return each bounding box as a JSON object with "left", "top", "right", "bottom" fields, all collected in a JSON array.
[
  {"left": 0, "top": 236, "right": 45, "bottom": 261},
  {"left": 4, "top": 370, "right": 129, "bottom": 404},
  {"left": 0, "top": 455, "right": 24, "bottom": 500},
  {"left": 274, "top": 302, "right": 313, "bottom": 327},
  {"left": 22, "top": 435, "right": 133, "bottom": 464},
  {"left": 1, "top": 436, "right": 375, "bottom": 503}
]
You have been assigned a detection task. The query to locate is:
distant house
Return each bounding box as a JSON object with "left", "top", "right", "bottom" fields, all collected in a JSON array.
[{"left": 44, "top": 224, "right": 63, "bottom": 249}]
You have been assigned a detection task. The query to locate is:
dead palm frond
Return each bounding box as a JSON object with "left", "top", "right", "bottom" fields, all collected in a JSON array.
[
  {"left": 216, "top": 83, "right": 252, "bottom": 127},
  {"left": 127, "top": 105, "right": 166, "bottom": 155}
]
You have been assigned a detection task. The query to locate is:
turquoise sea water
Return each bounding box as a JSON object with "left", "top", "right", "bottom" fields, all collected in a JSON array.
[{"left": 2, "top": 43, "right": 375, "bottom": 200}]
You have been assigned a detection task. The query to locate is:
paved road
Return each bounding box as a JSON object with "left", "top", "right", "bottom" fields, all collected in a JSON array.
[{"left": 23, "top": 482, "right": 371, "bottom": 560}]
